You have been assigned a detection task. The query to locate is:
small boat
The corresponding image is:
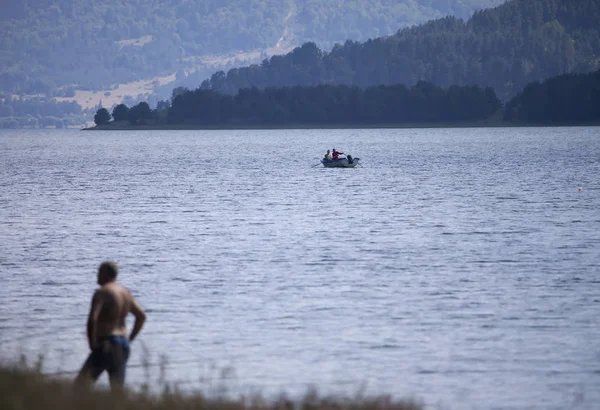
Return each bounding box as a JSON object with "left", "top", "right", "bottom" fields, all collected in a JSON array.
[{"left": 321, "top": 155, "right": 360, "bottom": 168}]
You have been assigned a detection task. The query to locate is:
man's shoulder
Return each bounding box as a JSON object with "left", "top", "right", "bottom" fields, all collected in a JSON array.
[
  {"left": 112, "top": 283, "right": 132, "bottom": 294},
  {"left": 100, "top": 283, "right": 131, "bottom": 296}
]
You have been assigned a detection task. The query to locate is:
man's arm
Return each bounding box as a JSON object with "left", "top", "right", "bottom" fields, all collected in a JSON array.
[
  {"left": 128, "top": 292, "right": 146, "bottom": 342},
  {"left": 86, "top": 291, "right": 104, "bottom": 350}
]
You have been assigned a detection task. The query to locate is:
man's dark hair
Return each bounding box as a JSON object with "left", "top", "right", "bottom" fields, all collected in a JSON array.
[{"left": 99, "top": 261, "right": 118, "bottom": 280}]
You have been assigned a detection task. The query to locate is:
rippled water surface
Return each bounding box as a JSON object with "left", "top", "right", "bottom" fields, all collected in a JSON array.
[{"left": 1, "top": 128, "right": 599, "bottom": 410}]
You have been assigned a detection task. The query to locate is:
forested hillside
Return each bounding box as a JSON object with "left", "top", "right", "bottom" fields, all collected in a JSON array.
[
  {"left": 200, "top": 0, "right": 600, "bottom": 100},
  {"left": 292, "top": 0, "right": 505, "bottom": 46},
  {"left": 0, "top": 0, "right": 288, "bottom": 94},
  {"left": 91, "top": 69, "right": 600, "bottom": 130},
  {"left": 0, "top": 0, "right": 503, "bottom": 96}
]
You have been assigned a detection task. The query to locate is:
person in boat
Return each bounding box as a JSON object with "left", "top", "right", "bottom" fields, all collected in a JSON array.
[
  {"left": 324, "top": 150, "right": 331, "bottom": 160},
  {"left": 332, "top": 148, "right": 344, "bottom": 160}
]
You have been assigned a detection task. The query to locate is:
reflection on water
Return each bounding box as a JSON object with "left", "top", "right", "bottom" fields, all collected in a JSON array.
[{"left": 0, "top": 127, "right": 599, "bottom": 410}]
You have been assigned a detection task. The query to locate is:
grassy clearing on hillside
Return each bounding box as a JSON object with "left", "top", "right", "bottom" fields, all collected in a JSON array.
[{"left": 55, "top": 74, "right": 176, "bottom": 110}]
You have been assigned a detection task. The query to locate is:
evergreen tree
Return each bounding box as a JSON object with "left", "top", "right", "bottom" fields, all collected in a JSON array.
[
  {"left": 94, "top": 108, "right": 111, "bottom": 125},
  {"left": 112, "top": 104, "right": 129, "bottom": 122},
  {"left": 128, "top": 102, "right": 152, "bottom": 124}
]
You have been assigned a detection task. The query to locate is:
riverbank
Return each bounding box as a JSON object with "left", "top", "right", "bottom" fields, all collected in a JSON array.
[{"left": 0, "top": 366, "right": 421, "bottom": 410}]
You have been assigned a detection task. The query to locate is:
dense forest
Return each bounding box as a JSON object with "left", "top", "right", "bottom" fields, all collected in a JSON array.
[
  {"left": 0, "top": 0, "right": 503, "bottom": 96},
  {"left": 94, "top": 82, "right": 501, "bottom": 127},
  {"left": 93, "top": 69, "right": 600, "bottom": 129},
  {"left": 504, "top": 70, "right": 600, "bottom": 124},
  {"left": 200, "top": 0, "right": 600, "bottom": 100}
]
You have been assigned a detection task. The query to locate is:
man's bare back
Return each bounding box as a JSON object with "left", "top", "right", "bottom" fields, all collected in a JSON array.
[{"left": 93, "top": 283, "right": 134, "bottom": 338}]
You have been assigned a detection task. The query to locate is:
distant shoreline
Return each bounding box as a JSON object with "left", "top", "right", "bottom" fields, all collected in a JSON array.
[{"left": 83, "top": 121, "right": 600, "bottom": 131}]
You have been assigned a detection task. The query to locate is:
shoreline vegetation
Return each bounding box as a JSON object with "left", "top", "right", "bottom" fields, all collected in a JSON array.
[
  {"left": 83, "top": 119, "right": 600, "bottom": 131},
  {"left": 85, "top": 120, "right": 507, "bottom": 131},
  {"left": 1, "top": 365, "right": 422, "bottom": 410},
  {"left": 88, "top": 82, "right": 502, "bottom": 131},
  {"left": 86, "top": 71, "right": 600, "bottom": 131}
]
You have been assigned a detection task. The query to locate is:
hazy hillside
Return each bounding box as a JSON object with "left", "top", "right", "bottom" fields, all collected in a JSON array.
[
  {"left": 200, "top": 0, "right": 600, "bottom": 100},
  {"left": 292, "top": 0, "right": 507, "bottom": 46},
  {"left": 0, "top": 0, "right": 504, "bottom": 97}
]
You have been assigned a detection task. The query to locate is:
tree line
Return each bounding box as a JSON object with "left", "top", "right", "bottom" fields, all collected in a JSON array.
[
  {"left": 94, "top": 81, "right": 501, "bottom": 127},
  {"left": 504, "top": 70, "right": 600, "bottom": 124},
  {"left": 200, "top": 0, "right": 600, "bottom": 100},
  {"left": 94, "top": 69, "right": 600, "bottom": 128}
]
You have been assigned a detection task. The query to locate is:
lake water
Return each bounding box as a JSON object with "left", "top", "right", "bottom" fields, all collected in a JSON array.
[{"left": 0, "top": 127, "right": 599, "bottom": 410}]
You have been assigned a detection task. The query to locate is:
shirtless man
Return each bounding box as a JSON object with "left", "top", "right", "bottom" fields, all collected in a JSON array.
[{"left": 75, "top": 261, "right": 146, "bottom": 391}]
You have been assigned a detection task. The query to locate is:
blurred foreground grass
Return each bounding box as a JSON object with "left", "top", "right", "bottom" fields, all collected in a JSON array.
[{"left": 0, "top": 365, "right": 422, "bottom": 410}]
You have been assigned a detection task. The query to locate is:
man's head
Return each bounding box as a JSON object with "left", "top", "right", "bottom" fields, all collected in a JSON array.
[{"left": 97, "top": 261, "right": 118, "bottom": 285}]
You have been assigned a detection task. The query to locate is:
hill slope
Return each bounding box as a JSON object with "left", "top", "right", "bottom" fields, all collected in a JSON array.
[
  {"left": 200, "top": 0, "right": 600, "bottom": 100},
  {"left": 0, "top": 0, "right": 504, "bottom": 96}
]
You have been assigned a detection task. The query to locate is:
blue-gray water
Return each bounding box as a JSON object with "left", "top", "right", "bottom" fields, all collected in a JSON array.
[{"left": 0, "top": 128, "right": 599, "bottom": 410}]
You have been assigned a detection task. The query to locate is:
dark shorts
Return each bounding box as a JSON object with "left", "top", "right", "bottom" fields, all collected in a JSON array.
[{"left": 77, "top": 335, "right": 130, "bottom": 388}]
